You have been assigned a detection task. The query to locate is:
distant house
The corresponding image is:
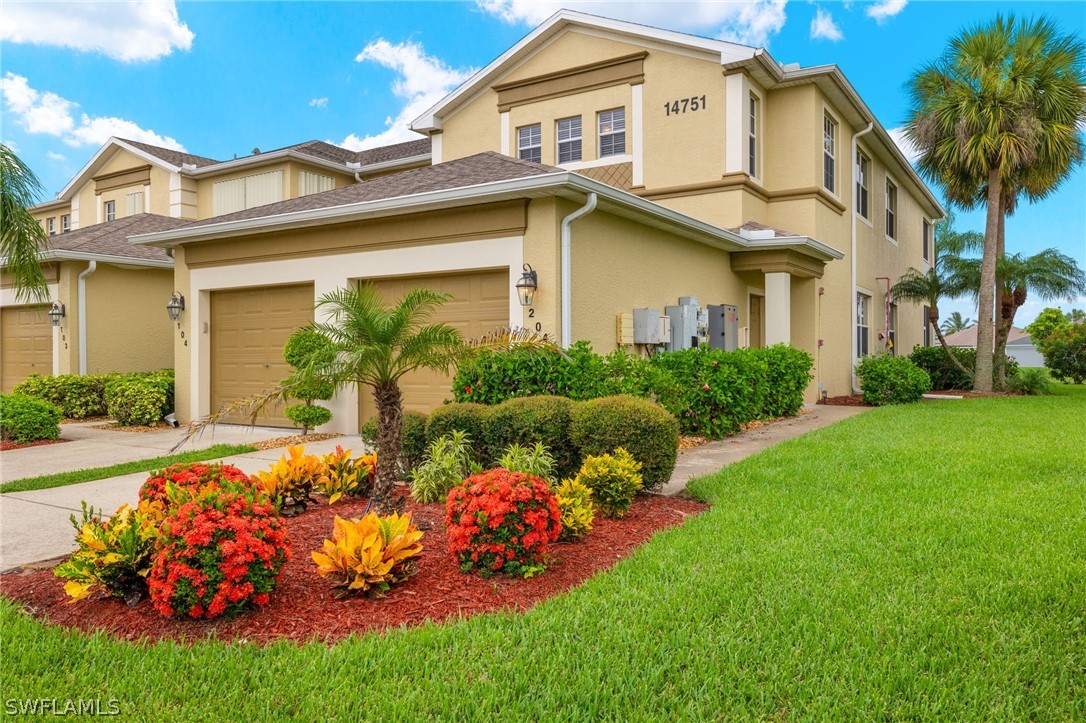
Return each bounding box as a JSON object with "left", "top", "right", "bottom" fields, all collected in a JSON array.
[{"left": 943, "top": 325, "right": 1044, "bottom": 367}]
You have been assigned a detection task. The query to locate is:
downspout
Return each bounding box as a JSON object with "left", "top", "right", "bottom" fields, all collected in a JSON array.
[
  {"left": 560, "top": 193, "right": 598, "bottom": 348},
  {"left": 77, "top": 260, "right": 97, "bottom": 375},
  {"left": 851, "top": 122, "right": 874, "bottom": 393}
]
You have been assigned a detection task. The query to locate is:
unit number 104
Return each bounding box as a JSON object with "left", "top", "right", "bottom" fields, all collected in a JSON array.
[{"left": 664, "top": 96, "right": 707, "bottom": 115}]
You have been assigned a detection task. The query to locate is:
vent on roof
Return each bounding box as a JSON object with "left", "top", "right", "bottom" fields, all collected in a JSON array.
[
  {"left": 252, "top": 148, "right": 261, "bottom": 155},
  {"left": 782, "top": 62, "right": 801, "bottom": 71},
  {"left": 738, "top": 227, "right": 776, "bottom": 240}
]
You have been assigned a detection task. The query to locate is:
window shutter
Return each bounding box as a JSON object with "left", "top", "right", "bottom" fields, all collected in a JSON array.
[{"left": 126, "top": 191, "right": 144, "bottom": 216}]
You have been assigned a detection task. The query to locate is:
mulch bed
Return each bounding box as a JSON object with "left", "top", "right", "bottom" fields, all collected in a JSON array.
[
  {"left": 251, "top": 433, "right": 342, "bottom": 451},
  {"left": 819, "top": 394, "right": 870, "bottom": 407},
  {"left": 0, "top": 492, "right": 706, "bottom": 646},
  {"left": 0, "top": 438, "right": 70, "bottom": 452},
  {"left": 90, "top": 422, "right": 173, "bottom": 433},
  {"left": 61, "top": 416, "right": 111, "bottom": 425}
]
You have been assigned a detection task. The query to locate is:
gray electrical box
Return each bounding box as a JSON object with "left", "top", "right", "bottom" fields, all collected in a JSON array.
[
  {"left": 665, "top": 296, "right": 701, "bottom": 350},
  {"left": 632, "top": 308, "right": 663, "bottom": 345},
  {"left": 707, "top": 304, "right": 740, "bottom": 352}
]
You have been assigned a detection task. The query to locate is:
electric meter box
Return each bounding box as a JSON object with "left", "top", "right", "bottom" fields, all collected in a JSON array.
[
  {"left": 707, "top": 304, "right": 740, "bottom": 352},
  {"left": 632, "top": 308, "right": 663, "bottom": 344},
  {"left": 665, "top": 296, "right": 701, "bottom": 350}
]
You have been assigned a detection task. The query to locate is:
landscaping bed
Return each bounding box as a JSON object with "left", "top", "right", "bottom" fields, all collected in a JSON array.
[
  {"left": 0, "top": 437, "right": 70, "bottom": 452},
  {"left": 251, "top": 432, "right": 341, "bottom": 451},
  {"left": 0, "top": 490, "right": 705, "bottom": 645}
]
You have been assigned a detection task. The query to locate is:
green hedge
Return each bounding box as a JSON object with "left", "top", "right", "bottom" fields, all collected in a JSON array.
[
  {"left": 1038, "top": 323, "right": 1086, "bottom": 384},
  {"left": 570, "top": 395, "right": 679, "bottom": 493},
  {"left": 482, "top": 396, "right": 578, "bottom": 479},
  {"left": 425, "top": 403, "right": 490, "bottom": 461},
  {"left": 0, "top": 393, "right": 62, "bottom": 444},
  {"left": 856, "top": 354, "right": 932, "bottom": 406},
  {"left": 908, "top": 346, "right": 1021, "bottom": 391},
  {"left": 13, "top": 370, "right": 174, "bottom": 420},
  {"left": 104, "top": 378, "right": 167, "bottom": 426}
]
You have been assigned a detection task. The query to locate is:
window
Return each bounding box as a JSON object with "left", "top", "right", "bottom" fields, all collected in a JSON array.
[
  {"left": 748, "top": 94, "right": 759, "bottom": 177},
  {"left": 104, "top": 200, "right": 116, "bottom": 222},
  {"left": 888, "top": 303, "right": 898, "bottom": 355},
  {"left": 518, "top": 124, "right": 541, "bottom": 164},
  {"left": 300, "top": 171, "right": 335, "bottom": 197},
  {"left": 61, "top": 214, "right": 70, "bottom": 232},
  {"left": 923, "top": 219, "right": 931, "bottom": 262},
  {"left": 126, "top": 191, "right": 144, "bottom": 216},
  {"left": 556, "top": 116, "right": 582, "bottom": 164},
  {"left": 856, "top": 150, "right": 870, "bottom": 219},
  {"left": 856, "top": 293, "right": 870, "bottom": 358},
  {"left": 885, "top": 180, "right": 897, "bottom": 239},
  {"left": 598, "top": 108, "right": 626, "bottom": 157},
  {"left": 211, "top": 170, "right": 283, "bottom": 215},
  {"left": 823, "top": 114, "right": 837, "bottom": 193},
  {"left": 923, "top": 305, "right": 932, "bottom": 346},
  {"left": 47, "top": 217, "right": 56, "bottom": 235}
]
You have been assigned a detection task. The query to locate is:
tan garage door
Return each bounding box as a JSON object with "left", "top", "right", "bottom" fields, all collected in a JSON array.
[
  {"left": 1, "top": 305, "right": 52, "bottom": 393},
  {"left": 211, "top": 283, "right": 314, "bottom": 427},
  {"left": 359, "top": 270, "right": 509, "bottom": 423}
]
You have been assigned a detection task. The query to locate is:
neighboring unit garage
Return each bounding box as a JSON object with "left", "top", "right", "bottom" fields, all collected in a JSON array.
[
  {"left": 210, "top": 283, "right": 314, "bottom": 427},
  {"left": 1, "top": 305, "right": 52, "bottom": 392},
  {"left": 358, "top": 269, "right": 510, "bottom": 423}
]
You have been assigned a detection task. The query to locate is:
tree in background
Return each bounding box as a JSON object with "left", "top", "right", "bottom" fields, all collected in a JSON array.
[
  {"left": 1025, "top": 307, "right": 1073, "bottom": 343},
  {"left": 941, "top": 312, "right": 973, "bottom": 335},
  {"left": 0, "top": 144, "right": 49, "bottom": 301}
]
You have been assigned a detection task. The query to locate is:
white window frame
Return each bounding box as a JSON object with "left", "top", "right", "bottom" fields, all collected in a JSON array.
[
  {"left": 61, "top": 214, "right": 70, "bottom": 233},
  {"left": 856, "top": 293, "right": 870, "bottom": 358},
  {"left": 823, "top": 113, "right": 837, "bottom": 194},
  {"left": 885, "top": 178, "right": 898, "bottom": 241},
  {"left": 517, "top": 124, "right": 542, "bottom": 164},
  {"left": 888, "top": 302, "right": 898, "bottom": 355},
  {"left": 598, "top": 108, "right": 626, "bottom": 158},
  {"left": 556, "top": 116, "right": 582, "bottom": 164},
  {"left": 923, "top": 218, "right": 931, "bottom": 263},
  {"left": 856, "top": 149, "right": 871, "bottom": 221},
  {"left": 104, "top": 200, "right": 115, "bottom": 222},
  {"left": 47, "top": 217, "right": 56, "bottom": 235},
  {"left": 748, "top": 92, "right": 760, "bottom": 178}
]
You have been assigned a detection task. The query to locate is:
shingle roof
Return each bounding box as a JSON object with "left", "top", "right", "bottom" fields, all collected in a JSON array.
[
  {"left": 185, "top": 152, "right": 562, "bottom": 228},
  {"left": 354, "top": 138, "right": 431, "bottom": 166},
  {"left": 117, "top": 139, "right": 220, "bottom": 168},
  {"left": 944, "top": 325, "right": 1030, "bottom": 347},
  {"left": 48, "top": 214, "right": 183, "bottom": 262}
]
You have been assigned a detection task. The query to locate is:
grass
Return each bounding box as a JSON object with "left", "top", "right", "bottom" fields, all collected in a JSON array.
[
  {"left": 2, "top": 387, "right": 1084, "bottom": 719},
  {"left": 0, "top": 444, "right": 257, "bottom": 494}
]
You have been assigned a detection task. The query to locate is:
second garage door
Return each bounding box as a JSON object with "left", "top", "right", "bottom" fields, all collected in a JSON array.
[
  {"left": 359, "top": 269, "right": 509, "bottom": 423},
  {"left": 211, "top": 283, "right": 314, "bottom": 427},
  {"left": 1, "top": 305, "right": 52, "bottom": 393}
]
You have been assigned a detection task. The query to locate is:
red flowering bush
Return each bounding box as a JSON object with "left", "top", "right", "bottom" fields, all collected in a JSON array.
[
  {"left": 139, "top": 462, "right": 253, "bottom": 508},
  {"left": 445, "top": 468, "right": 562, "bottom": 577},
  {"left": 148, "top": 481, "right": 290, "bottom": 619}
]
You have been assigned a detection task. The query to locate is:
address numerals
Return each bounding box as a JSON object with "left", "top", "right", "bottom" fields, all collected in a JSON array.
[{"left": 664, "top": 95, "right": 707, "bottom": 116}]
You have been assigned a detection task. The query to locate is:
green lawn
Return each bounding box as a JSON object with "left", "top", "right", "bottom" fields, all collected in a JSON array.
[
  {"left": 0, "top": 444, "right": 257, "bottom": 493},
  {"left": 2, "top": 388, "right": 1083, "bottom": 719}
]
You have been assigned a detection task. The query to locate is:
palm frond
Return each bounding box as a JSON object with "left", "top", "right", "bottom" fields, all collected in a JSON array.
[
  {"left": 169, "top": 382, "right": 298, "bottom": 453},
  {"left": 0, "top": 144, "right": 50, "bottom": 302}
]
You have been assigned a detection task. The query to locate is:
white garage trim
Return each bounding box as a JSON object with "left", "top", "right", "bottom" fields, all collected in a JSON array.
[
  {"left": 0, "top": 284, "right": 60, "bottom": 376},
  {"left": 187, "top": 235, "right": 524, "bottom": 433}
]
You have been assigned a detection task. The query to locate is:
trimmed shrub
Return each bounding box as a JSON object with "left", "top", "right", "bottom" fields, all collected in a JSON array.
[
  {"left": 311, "top": 512, "right": 423, "bottom": 597},
  {"left": 647, "top": 348, "right": 768, "bottom": 437},
  {"left": 482, "top": 396, "right": 577, "bottom": 478},
  {"left": 148, "top": 481, "right": 291, "bottom": 619},
  {"left": 571, "top": 395, "right": 678, "bottom": 493},
  {"left": 424, "top": 404, "right": 489, "bottom": 458},
  {"left": 104, "top": 377, "right": 167, "bottom": 426},
  {"left": 908, "top": 345, "right": 975, "bottom": 390},
  {"left": 283, "top": 329, "right": 335, "bottom": 433},
  {"left": 574, "top": 448, "right": 644, "bottom": 518},
  {"left": 139, "top": 462, "right": 254, "bottom": 509},
  {"left": 445, "top": 468, "right": 562, "bottom": 577},
  {"left": 13, "top": 374, "right": 106, "bottom": 418},
  {"left": 759, "top": 345, "right": 814, "bottom": 417},
  {"left": 1038, "top": 323, "right": 1086, "bottom": 384},
  {"left": 554, "top": 478, "right": 595, "bottom": 541},
  {"left": 856, "top": 354, "right": 932, "bottom": 406},
  {"left": 410, "top": 431, "right": 474, "bottom": 504},
  {"left": 1008, "top": 367, "right": 1054, "bottom": 396},
  {"left": 284, "top": 404, "right": 332, "bottom": 431},
  {"left": 0, "top": 393, "right": 62, "bottom": 443},
  {"left": 495, "top": 442, "right": 557, "bottom": 484}
]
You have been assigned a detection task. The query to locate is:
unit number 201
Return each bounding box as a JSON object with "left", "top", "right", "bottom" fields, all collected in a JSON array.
[{"left": 664, "top": 96, "right": 707, "bottom": 115}]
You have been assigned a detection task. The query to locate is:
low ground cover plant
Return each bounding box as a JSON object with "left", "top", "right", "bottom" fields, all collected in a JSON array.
[
  {"left": 856, "top": 354, "right": 932, "bottom": 406},
  {"left": 1008, "top": 367, "right": 1054, "bottom": 396},
  {"left": 410, "top": 431, "right": 475, "bottom": 504},
  {"left": 319, "top": 447, "right": 375, "bottom": 504},
  {"left": 0, "top": 393, "right": 61, "bottom": 444},
  {"left": 553, "top": 477, "right": 595, "bottom": 541},
  {"left": 574, "top": 448, "right": 644, "bottom": 518},
  {"left": 251, "top": 445, "right": 325, "bottom": 515},
  {"left": 311, "top": 512, "right": 423, "bottom": 597}
]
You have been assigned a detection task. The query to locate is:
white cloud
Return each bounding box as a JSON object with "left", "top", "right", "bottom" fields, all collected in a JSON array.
[
  {"left": 475, "top": 1, "right": 788, "bottom": 47},
  {"left": 888, "top": 126, "right": 919, "bottom": 164},
  {"left": 0, "top": 73, "right": 185, "bottom": 151},
  {"left": 309, "top": 97, "right": 329, "bottom": 109},
  {"left": 339, "top": 39, "right": 474, "bottom": 151},
  {"left": 4, "top": 140, "right": 19, "bottom": 152},
  {"left": 46, "top": 151, "right": 66, "bottom": 162},
  {"left": 810, "top": 7, "right": 843, "bottom": 41},
  {"left": 865, "top": 0, "right": 907, "bottom": 25},
  {"left": 0, "top": 1, "right": 194, "bottom": 62}
]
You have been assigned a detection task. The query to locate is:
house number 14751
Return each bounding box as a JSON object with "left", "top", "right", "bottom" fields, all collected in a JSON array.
[{"left": 664, "top": 96, "right": 707, "bottom": 115}]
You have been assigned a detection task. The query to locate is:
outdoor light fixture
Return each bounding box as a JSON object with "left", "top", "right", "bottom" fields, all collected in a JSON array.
[
  {"left": 515, "top": 263, "right": 538, "bottom": 307},
  {"left": 47, "top": 301, "right": 65, "bottom": 327},
  {"left": 166, "top": 292, "right": 185, "bottom": 322}
]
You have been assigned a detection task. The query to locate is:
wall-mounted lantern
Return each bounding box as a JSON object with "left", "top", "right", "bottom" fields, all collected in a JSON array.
[
  {"left": 166, "top": 292, "right": 185, "bottom": 322},
  {"left": 515, "top": 264, "right": 538, "bottom": 307},
  {"left": 47, "top": 301, "right": 65, "bottom": 327}
]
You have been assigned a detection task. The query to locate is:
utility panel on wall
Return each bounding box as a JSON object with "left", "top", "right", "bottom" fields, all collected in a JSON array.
[{"left": 707, "top": 304, "right": 740, "bottom": 352}]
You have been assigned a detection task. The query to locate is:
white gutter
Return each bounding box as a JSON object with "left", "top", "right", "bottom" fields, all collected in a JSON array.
[
  {"left": 182, "top": 150, "right": 354, "bottom": 178},
  {"left": 357, "top": 153, "right": 431, "bottom": 174},
  {"left": 30, "top": 250, "right": 174, "bottom": 269},
  {"left": 851, "top": 122, "right": 874, "bottom": 393},
  {"left": 560, "top": 193, "right": 597, "bottom": 348},
  {"left": 77, "top": 260, "right": 97, "bottom": 375}
]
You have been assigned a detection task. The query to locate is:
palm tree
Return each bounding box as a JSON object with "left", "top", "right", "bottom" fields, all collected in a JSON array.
[
  {"left": 0, "top": 144, "right": 50, "bottom": 302},
  {"left": 941, "top": 312, "right": 973, "bottom": 335},
  {"left": 892, "top": 266, "right": 974, "bottom": 380},
  {"left": 904, "top": 15, "right": 1086, "bottom": 392}
]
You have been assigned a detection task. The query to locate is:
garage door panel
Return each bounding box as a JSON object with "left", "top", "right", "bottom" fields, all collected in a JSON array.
[
  {"left": 359, "top": 270, "right": 509, "bottom": 423},
  {"left": 1, "top": 306, "right": 52, "bottom": 393},
  {"left": 211, "top": 284, "right": 314, "bottom": 427}
]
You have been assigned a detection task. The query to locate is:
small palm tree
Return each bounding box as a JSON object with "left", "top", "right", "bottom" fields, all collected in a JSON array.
[
  {"left": 941, "top": 312, "right": 973, "bottom": 335},
  {"left": 0, "top": 144, "right": 50, "bottom": 302},
  {"left": 892, "top": 266, "right": 974, "bottom": 379}
]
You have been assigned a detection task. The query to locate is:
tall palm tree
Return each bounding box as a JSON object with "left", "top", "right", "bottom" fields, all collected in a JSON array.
[
  {"left": 0, "top": 144, "right": 49, "bottom": 302},
  {"left": 941, "top": 312, "right": 973, "bottom": 335},
  {"left": 904, "top": 15, "right": 1086, "bottom": 392}
]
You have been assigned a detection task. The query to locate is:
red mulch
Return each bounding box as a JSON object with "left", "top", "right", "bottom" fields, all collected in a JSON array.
[
  {"left": 0, "top": 492, "right": 706, "bottom": 646},
  {"left": 0, "top": 437, "right": 70, "bottom": 452},
  {"left": 819, "top": 395, "right": 870, "bottom": 407}
]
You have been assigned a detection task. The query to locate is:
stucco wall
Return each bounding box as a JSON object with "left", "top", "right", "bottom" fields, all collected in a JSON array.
[{"left": 84, "top": 263, "right": 174, "bottom": 373}]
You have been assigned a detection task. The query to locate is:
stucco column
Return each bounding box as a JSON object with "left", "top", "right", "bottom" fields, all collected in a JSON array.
[
  {"left": 764, "top": 272, "right": 791, "bottom": 346},
  {"left": 313, "top": 277, "right": 357, "bottom": 435}
]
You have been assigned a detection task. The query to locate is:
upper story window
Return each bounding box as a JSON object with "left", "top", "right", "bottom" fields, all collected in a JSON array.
[
  {"left": 518, "top": 124, "right": 541, "bottom": 164},
  {"left": 47, "top": 217, "right": 56, "bottom": 235},
  {"left": 856, "top": 293, "right": 870, "bottom": 358},
  {"left": 856, "top": 150, "right": 871, "bottom": 220},
  {"left": 748, "top": 94, "right": 759, "bottom": 177},
  {"left": 598, "top": 108, "right": 625, "bottom": 157},
  {"left": 556, "top": 116, "right": 582, "bottom": 164},
  {"left": 823, "top": 114, "right": 837, "bottom": 193},
  {"left": 61, "top": 214, "right": 70, "bottom": 233},
  {"left": 923, "top": 219, "right": 931, "bottom": 262},
  {"left": 104, "top": 200, "right": 115, "bottom": 222},
  {"left": 126, "top": 191, "right": 144, "bottom": 216},
  {"left": 886, "top": 180, "right": 898, "bottom": 239}
]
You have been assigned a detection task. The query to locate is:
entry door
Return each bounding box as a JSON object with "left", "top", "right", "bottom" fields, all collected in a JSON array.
[
  {"left": 748, "top": 294, "right": 765, "bottom": 348},
  {"left": 1, "top": 305, "right": 52, "bottom": 392}
]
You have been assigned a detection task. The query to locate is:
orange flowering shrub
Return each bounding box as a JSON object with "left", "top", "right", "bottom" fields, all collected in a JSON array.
[
  {"left": 139, "top": 462, "right": 253, "bottom": 508},
  {"left": 445, "top": 468, "right": 562, "bottom": 577},
  {"left": 148, "top": 481, "right": 290, "bottom": 619}
]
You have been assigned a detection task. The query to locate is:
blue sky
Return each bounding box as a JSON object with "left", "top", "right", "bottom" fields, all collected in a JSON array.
[{"left": 2, "top": 0, "right": 1083, "bottom": 324}]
